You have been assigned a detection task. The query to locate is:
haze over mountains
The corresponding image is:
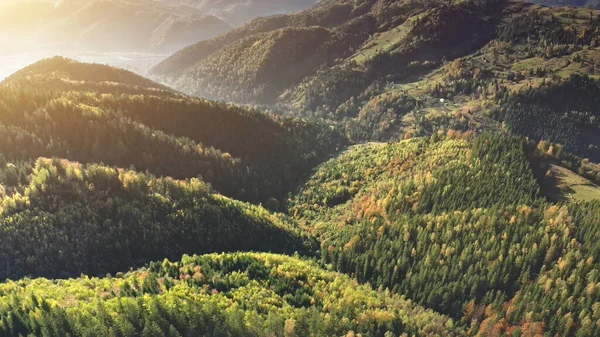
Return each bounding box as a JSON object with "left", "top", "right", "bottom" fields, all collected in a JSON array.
[
  {"left": 0, "top": 0, "right": 315, "bottom": 79},
  {"left": 158, "top": 0, "right": 319, "bottom": 26},
  {"left": 0, "top": 0, "right": 318, "bottom": 52},
  {"left": 0, "top": 0, "right": 230, "bottom": 52},
  {"left": 3, "top": 0, "right": 600, "bottom": 336}
]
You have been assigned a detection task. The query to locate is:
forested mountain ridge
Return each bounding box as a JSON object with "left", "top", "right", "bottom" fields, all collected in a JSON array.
[
  {"left": 0, "top": 158, "right": 313, "bottom": 280},
  {"left": 153, "top": 0, "right": 600, "bottom": 161},
  {"left": 4, "top": 1, "right": 600, "bottom": 336},
  {"left": 150, "top": 0, "right": 510, "bottom": 107},
  {"left": 0, "top": 57, "right": 345, "bottom": 203},
  {"left": 2, "top": 126, "right": 600, "bottom": 336},
  {"left": 1, "top": 56, "right": 173, "bottom": 92}
]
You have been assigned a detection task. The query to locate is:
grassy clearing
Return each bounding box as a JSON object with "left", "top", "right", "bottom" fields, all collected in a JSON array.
[
  {"left": 349, "top": 13, "right": 426, "bottom": 64},
  {"left": 536, "top": 158, "right": 600, "bottom": 202}
]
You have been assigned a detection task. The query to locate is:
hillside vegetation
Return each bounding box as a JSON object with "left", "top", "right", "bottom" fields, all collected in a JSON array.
[
  {"left": 289, "top": 133, "right": 600, "bottom": 336},
  {"left": 153, "top": 0, "right": 600, "bottom": 161},
  {"left": 4, "top": 1, "right": 600, "bottom": 336},
  {"left": 0, "top": 158, "right": 312, "bottom": 280},
  {"left": 0, "top": 252, "right": 460, "bottom": 336},
  {"left": 0, "top": 57, "right": 345, "bottom": 203}
]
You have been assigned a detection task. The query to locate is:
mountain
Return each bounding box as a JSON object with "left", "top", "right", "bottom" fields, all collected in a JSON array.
[
  {"left": 288, "top": 132, "right": 600, "bottom": 336},
  {"left": 150, "top": 0, "right": 507, "bottom": 105},
  {"left": 0, "top": 57, "right": 345, "bottom": 203},
  {"left": 0, "top": 0, "right": 231, "bottom": 52},
  {"left": 158, "top": 0, "right": 319, "bottom": 26},
  {"left": 152, "top": 0, "right": 600, "bottom": 161},
  {"left": 4, "top": 1, "right": 600, "bottom": 337},
  {"left": 0, "top": 252, "right": 459, "bottom": 336}
]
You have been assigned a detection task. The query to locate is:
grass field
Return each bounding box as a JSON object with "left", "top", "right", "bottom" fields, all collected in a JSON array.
[
  {"left": 537, "top": 159, "right": 600, "bottom": 202},
  {"left": 348, "top": 13, "right": 426, "bottom": 64}
]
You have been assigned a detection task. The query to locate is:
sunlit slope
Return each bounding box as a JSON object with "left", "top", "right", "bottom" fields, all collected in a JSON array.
[
  {"left": 2, "top": 56, "right": 171, "bottom": 91},
  {"left": 288, "top": 133, "right": 600, "bottom": 336},
  {"left": 150, "top": 0, "right": 364, "bottom": 76},
  {"left": 151, "top": 0, "right": 503, "bottom": 104},
  {"left": 0, "top": 158, "right": 313, "bottom": 280},
  {"left": 0, "top": 57, "right": 345, "bottom": 202},
  {"left": 0, "top": 252, "right": 460, "bottom": 336}
]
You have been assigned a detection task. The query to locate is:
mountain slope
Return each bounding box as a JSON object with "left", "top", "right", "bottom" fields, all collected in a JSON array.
[
  {"left": 287, "top": 132, "right": 600, "bottom": 336},
  {"left": 0, "top": 158, "right": 312, "bottom": 280},
  {"left": 0, "top": 252, "right": 460, "bottom": 336},
  {"left": 153, "top": 0, "right": 600, "bottom": 160},
  {"left": 0, "top": 57, "right": 345, "bottom": 203},
  {"left": 150, "top": 0, "right": 358, "bottom": 77},
  {"left": 151, "top": 0, "right": 505, "bottom": 102}
]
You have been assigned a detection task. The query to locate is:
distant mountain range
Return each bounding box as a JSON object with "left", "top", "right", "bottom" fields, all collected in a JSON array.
[
  {"left": 0, "top": 0, "right": 230, "bottom": 52},
  {"left": 158, "top": 0, "right": 318, "bottom": 26},
  {"left": 0, "top": 0, "right": 316, "bottom": 53}
]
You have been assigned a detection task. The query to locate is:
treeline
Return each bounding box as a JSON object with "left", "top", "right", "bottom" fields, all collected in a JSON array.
[
  {"left": 0, "top": 158, "right": 312, "bottom": 280},
  {"left": 0, "top": 253, "right": 460, "bottom": 337}
]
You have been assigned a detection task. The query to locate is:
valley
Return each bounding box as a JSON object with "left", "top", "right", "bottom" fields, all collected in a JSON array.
[{"left": 3, "top": 0, "right": 600, "bottom": 336}]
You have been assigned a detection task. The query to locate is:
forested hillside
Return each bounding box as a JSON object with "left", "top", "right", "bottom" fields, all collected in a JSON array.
[
  {"left": 151, "top": 0, "right": 508, "bottom": 119},
  {"left": 4, "top": 0, "right": 600, "bottom": 336},
  {"left": 0, "top": 253, "right": 459, "bottom": 336},
  {"left": 153, "top": 0, "right": 600, "bottom": 160},
  {"left": 2, "top": 125, "right": 600, "bottom": 336},
  {"left": 0, "top": 57, "right": 345, "bottom": 203},
  {"left": 289, "top": 132, "right": 600, "bottom": 336},
  {"left": 0, "top": 158, "right": 312, "bottom": 280}
]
